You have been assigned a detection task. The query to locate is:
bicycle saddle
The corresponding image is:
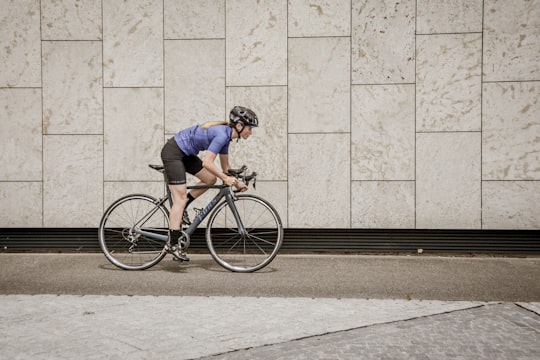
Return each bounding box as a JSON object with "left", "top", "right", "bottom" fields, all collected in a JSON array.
[{"left": 149, "top": 164, "right": 165, "bottom": 173}]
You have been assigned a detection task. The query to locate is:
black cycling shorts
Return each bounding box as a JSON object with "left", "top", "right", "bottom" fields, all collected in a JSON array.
[{"left": 160, "top": 137, "right": 203, "bottom": 185}]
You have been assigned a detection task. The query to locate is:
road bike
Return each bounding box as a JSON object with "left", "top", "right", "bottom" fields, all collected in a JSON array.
[{"left": 98, "top": 165, "right": 283, "bottom": 272}]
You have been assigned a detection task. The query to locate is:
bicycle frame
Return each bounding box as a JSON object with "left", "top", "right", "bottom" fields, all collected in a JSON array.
[{"left": 132, "top": 184, "right": 245, "bottom": 242}]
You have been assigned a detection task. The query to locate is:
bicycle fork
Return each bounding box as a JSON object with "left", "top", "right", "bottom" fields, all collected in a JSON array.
[{"left": 225, "top": 192, "right": 247, "bottom": 236}]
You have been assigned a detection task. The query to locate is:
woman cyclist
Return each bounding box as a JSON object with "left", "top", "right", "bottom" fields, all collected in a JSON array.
[{"left": 161, "top": 106, "right": 259, "bottom": 261}]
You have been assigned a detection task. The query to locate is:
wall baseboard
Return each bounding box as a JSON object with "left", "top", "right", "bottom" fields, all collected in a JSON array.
[{"left": 1, "top": 228, "right": 538, "bottom": 254}]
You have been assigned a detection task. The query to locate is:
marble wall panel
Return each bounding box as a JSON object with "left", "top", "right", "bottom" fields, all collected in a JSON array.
[
  {"left": 42, "top": 41, "right": 102, "bottom": 134},
  {"left": 352, "top": 0, "right": 415, "bottom": 84},
  {"left": 351, "top": 181, "right": 415, "bottom": 228},
  {"left": 482, "top": 82, "right": 540, "bottom": 180},
  {"left": 226, "top": 0, "right": 287, "bottom": 86},
  {"left": 0, "top": 89, "right": 42, "bottom": 181},
  {"left": 41, "top": 0, "right": 102, "bottom": 40},
  {"left": 43, "top": 135, "right": 103, "bottom": 227},
  {"left": 0, "top": 0, "right": 41, "bottom": 87},
  {"left": 103, "top": 0, "right": 163, "bottom": 87},
  {"left": 289, "top": 37, "right": 350, "bottom": 133},
  {"left": 417, "top": 34, "right": 482, "bottom": 132},
  {"left": 3, "top": 0, "right": 539, "bottom": 231},
  {"left": 165, "top": 40, "right": 225, "bottom": 134},
  {"left": 351, "top": 85, "right": 415, "bottom": 180},
  {"left": 416, "top": 133, "right": 481, "bottom": 229},
  {"left": 164, "top": 0, "right": 224, "bottom": 39},
  {"left": 104, "top": 88, "right": 164, "bottom": 182},
  {"left": 484, "top": 0, "right": 540, "bottom": 82},
  {"left": 226, "top": 86, "right": 287, "bottom": 181},
  {"left": 289, "top": 134, "right": 350, "bottom": 228},
  {"left": 416, "top": 0, "right": 482, "bottom": 34},
  {"left": 0, "top": 182, "right": 42, "bottom": 227},
  {"left": 288, "top": 0, "right": 350, "bottom": 37},
  {"left": 483, "top": 181, "right": 540, "bottom": 229}
]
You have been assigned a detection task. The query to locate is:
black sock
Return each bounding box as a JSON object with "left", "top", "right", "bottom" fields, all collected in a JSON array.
[
  {"left": 168, "top": 229, "right": 182, "bottom": 246},
  {"left": 186, "top": 193, "right": 195, "bottom": 208}
]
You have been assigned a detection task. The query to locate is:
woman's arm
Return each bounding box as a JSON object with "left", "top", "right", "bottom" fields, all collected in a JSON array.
[
  {"left": 202, "top": 151, "right": 238, "bottom": 187},
  {"left": 219, "top": 154, "right": 231, "bottom": 174},
  {"left": 203, "top": 151, "right": 229, "bottom": 182},
  {"left": 220, "top": 154, "right": 247, "bottom": 192},
  {"left": 203, "top": 152, "right": 247, "bottom": 191}
]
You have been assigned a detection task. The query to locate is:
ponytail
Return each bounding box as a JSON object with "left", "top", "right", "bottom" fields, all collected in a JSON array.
[{"left": 201, "top": 121, "right": 229, "bottom": 130}]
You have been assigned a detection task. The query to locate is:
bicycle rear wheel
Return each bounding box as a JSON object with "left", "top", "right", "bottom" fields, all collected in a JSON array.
[
  {"left": 206, "top": 194, "right": 283, "bottom": 272},
  {"left": 99, "top": 194, "right": 169, "bottom": 270}
]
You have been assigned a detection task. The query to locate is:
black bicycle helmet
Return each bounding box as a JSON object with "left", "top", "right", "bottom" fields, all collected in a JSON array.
[{"left": 229, "top": 106, "right": 259, "bottom": 127}]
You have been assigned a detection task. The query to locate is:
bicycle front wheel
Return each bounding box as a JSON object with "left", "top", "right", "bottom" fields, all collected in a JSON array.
[
  {"left": 206, "top": 194, "right": 283, "bottom": 272},
  {"left": 99, "top": 194, "right": 169, "bottom": 270}
]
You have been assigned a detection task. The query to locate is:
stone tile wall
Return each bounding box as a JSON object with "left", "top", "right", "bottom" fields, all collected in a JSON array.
[{"left": 0, "top": 0, "right": 538, "bottom": 230}]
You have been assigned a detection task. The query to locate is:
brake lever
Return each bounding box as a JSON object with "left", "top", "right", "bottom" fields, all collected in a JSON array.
[{"left": 244, "top": 172, "right": 257, "bottom": 190}]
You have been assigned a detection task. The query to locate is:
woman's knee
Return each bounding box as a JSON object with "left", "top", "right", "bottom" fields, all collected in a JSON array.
[
  {"left": 207, "top": 176, "right": 217, "bottom": 185},
  {"left": 169, "top": 185, "right": 188, "bottom": 204}
]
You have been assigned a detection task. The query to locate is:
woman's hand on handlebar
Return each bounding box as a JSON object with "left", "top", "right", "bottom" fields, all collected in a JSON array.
[
  {"left": 225, "top": 176, "right": 247, "bottom": 192},
  {"left": 234, "top": 180, "right": 248, "bottom": 192},
  {"left": 224, "top": 176, "right": 236, "bottom": 186}
]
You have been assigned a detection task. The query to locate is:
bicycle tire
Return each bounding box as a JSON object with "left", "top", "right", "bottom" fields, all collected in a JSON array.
[
  {"left": 99, "top": 194, "right": 169, "bottom": 270},
  {"left": 206, "top": 194, "right": 283, "bottom": 272}
]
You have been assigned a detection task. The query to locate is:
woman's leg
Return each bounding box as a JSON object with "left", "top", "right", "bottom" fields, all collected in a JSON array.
[
  {"left": 161, "top": 138, "right": 190, "bottom": 231},
  {"left": 168, "top": 184, "right": 188, "bottom": 231},
  {"left": 188, "top": 168, "right": 217, "bottom": 199},
  {"left": 161, "top": 138, "right": 191, "bottom": 261}
]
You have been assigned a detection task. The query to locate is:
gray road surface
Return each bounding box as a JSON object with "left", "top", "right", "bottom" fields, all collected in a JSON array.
[{"left": 1, "top": 253, "right": 539, "bottom": 301}]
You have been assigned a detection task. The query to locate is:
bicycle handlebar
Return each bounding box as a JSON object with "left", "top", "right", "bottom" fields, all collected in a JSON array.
[{"left": 226, "top": 165, "right": 257, "bottom": 190}]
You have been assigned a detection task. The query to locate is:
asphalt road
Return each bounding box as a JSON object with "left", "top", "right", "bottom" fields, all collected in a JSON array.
[{"left": 1, "top": 253, "right": 539, "bottom": 301}]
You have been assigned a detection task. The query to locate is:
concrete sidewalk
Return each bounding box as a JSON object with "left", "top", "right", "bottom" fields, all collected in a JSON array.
[{"left": 0, "top": 295, "right": 539, "bottom": 359}]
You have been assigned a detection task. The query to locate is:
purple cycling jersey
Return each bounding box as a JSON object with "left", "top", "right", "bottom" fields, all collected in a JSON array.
[{"left": 174, "top": 125, "right": 232, "bottom": 156}]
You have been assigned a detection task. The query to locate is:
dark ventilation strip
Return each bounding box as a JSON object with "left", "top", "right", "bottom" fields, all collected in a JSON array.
[{"left": 1, "top": 228, "right": 539, "bottom": 254}]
